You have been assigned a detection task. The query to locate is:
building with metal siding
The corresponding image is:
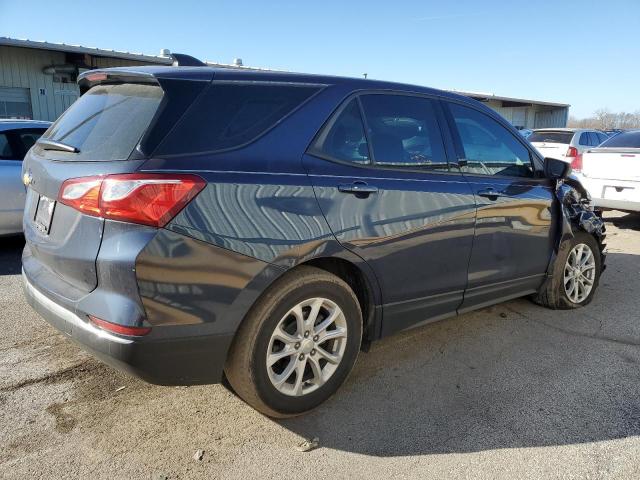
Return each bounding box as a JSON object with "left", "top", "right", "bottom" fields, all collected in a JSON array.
[
  {"left": 0, "top": 37, "right": 570, "bottom": 128},
  {"left": 452, "top": 90, "right": 570, "bottom": 129}
]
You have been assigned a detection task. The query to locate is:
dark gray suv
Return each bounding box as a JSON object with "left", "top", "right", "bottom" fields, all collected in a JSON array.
[{"left": 22, "top": 63, "right": 605, "bottom": 417}]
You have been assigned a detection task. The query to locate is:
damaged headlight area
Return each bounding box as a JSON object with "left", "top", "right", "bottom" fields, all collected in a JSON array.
[{"left": 556, "top": 178, "right": 607, "bottom": 271}]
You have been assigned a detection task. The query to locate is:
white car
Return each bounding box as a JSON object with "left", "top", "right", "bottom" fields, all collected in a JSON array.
[
  {"left": 0, "top": 120, "right": 51, "bottom": 236},
  {"left": 579, "top": 130, "right": 640, "bottom": 213},
  {"left": 528, "top": 128, "right": 609, "bottom": 172}
]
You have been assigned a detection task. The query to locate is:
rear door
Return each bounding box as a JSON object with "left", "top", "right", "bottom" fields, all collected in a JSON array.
[
  {"left": 442, "top": 100, "right": 556, "bottom": 311},
  {"left": 305, "top": 93, "right": 476, "bottom": 336}
]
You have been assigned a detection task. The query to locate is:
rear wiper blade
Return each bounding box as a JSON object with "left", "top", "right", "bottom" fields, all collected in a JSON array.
[{"left": 37, "top": 139, "right": 80, "bottom": 153}]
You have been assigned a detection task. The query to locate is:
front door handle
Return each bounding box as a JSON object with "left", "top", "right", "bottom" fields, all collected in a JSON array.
[
  {"left": 338, "top": 182, "right": 378, "bottom": 196},
  {"left": 477, "top": 188, "right": 510, "bottom": 200}
]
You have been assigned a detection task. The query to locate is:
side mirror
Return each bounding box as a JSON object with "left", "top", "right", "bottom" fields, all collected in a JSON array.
[{"left": 544, "top": 157, "right": 572, "bottom": 179}]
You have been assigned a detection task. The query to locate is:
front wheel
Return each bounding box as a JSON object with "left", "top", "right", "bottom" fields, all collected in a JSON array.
[
  {"left": 224, "top": 266, "right": 362, "bottom": 417},
  {"left": 533, "top": 231, "right": 602, "bottom": 309}
]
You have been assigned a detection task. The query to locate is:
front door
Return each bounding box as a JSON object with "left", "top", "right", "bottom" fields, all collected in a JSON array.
[
  {"left": 304, "top": 93, "right": 477, "bottom": 336},
  {"left": 442, "top": 101, "right": 557, "bottom": 312}
]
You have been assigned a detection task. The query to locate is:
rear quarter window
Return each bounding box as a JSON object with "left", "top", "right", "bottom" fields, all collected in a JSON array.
[{"left": 155, "top": 83, "right": 321, "bottom": 156}]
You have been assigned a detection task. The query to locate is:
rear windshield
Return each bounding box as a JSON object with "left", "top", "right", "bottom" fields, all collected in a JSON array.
[
  {"left": 527, "top": 131, "right": 574, "bottom": 144},
  {"left": 599, "top": 131, "right": 640, "bottom": 148},
  {"left": 42, "top": 83, "right": 163, "bottom": 161},
  {"left": 155, "top": 82, "right": 321, "bottom": 156}
]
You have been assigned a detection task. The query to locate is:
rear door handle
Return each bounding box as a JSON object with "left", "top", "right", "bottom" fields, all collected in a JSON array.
[
  {"left": 477, "top": 188, "right": 510, "bottom": 200},
  {"left": 338, "top": 182, "right": 378, "bottom": 195}
]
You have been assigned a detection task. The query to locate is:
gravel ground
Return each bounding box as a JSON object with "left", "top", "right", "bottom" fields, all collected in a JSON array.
[{"left": 1, "top": 212, "right": 640, "bottom": 480}]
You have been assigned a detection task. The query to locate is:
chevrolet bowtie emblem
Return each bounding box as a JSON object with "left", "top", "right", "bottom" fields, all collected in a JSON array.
[{"left": 23, "top": 170, "right": 33, "bottom": 186}]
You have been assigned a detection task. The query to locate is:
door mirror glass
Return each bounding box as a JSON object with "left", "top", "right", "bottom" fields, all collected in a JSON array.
[{"left": 544, "top": 157, "right": 571, "bottom": 179}]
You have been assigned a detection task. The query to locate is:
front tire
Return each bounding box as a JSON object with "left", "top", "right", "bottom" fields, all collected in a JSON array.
[
  {"left": 225, "top": 266, "right": 362, "bottom": 417},
  {"left": 533, "top": 231, "right": 602, "bottom": 309}
]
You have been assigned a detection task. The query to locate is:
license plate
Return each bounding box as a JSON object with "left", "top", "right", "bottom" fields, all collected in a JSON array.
[{"left": 34, "top": 195, "right": 56, "bottom": 234}]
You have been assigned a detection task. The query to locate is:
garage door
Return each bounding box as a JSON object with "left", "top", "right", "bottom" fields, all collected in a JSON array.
[{"left": 0, "top": 87, "right": 33, "bottom": 119}]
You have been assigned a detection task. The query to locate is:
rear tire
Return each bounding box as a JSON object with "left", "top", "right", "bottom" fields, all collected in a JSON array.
[
  {"left": 533, "top": 231, "right": 602, "bottom": 309},
  {"left": 225, "top": 266, "right": 362, "bottom": 418}
]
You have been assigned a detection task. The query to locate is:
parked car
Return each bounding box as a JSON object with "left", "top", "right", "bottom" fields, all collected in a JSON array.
[
  {"left": 21, "top": 65, "right": 605, "bottom": 417},
  {"left": 579, "top": 130, "right": 640, "bottom": 212},
  {"left": 0, "top": 120, "right": 51, "bottom": 236},
  {"left": 528, "top": 128, "right": 608, "bottom": 172}
]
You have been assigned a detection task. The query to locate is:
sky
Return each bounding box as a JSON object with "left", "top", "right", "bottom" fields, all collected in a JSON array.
[{"left": 1, "top": 0, "right": 639, "bottom": 118}]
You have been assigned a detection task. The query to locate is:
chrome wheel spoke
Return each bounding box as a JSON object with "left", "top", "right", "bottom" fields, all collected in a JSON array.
[
  {"left": 292, "top": 358, "right": 307, "bottom": 396},
  {"left": 272, "top": 325, "right": 298, "bottom": 344},
  {"left": 272, "top": 358, "right": 297, "bottom": 388},
  {"left": 316, "top": 346, "right": 340, "bottom": 365},
  {"left": 307, "top": 356, "right": 325, "bottom": 387},
  {"left": 267, "top": 347, "right": 295, "bottom": 366},
  {"left": 317, "top": 326, "right": 347, "bottom": 344}
]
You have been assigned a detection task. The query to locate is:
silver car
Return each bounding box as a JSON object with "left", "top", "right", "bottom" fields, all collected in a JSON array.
[{"left": 0, "top": 120, "right": 51, "bottom": 236}]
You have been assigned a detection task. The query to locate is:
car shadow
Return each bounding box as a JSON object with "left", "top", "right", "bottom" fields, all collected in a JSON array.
[
  {"left": 604, "top": 210, "right": 640, "bottom": 231},
  {"left": 277, "top": 251, "right": 640, "bottom": 456},
  {"left": 0, "top": 235, "right": 24, "bottom": 276}
]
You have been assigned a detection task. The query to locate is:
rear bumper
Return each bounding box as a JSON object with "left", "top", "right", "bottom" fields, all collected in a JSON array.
[{"left": 23, "top": 269, "right": 234, "bottom": 385}]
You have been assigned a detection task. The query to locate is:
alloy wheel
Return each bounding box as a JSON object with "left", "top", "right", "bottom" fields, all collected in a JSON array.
[{"left": 266, "top": 297, "right": 348, "bottom": 396}]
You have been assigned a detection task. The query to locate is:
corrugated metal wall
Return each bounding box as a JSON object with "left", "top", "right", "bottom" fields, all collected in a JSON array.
[
  {"left": 482, "top": 100, "right": 568, "bottom": 128},
  {"left": 0, "top": 46, "right": 159, "bottom": 121},
  {"left": 0, "top": 46, "right": 79, "bottom": 121}
]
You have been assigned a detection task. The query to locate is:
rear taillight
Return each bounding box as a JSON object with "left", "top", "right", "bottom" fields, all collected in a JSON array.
[
  {"left": 59, "top": 173, "right": 205, "bottom": 227},
  {"left": 566, "top": 147, "right": 582, "bottom": 172},
  {"left": 89, "top": 315, "right": 151, "bottom": 336}
]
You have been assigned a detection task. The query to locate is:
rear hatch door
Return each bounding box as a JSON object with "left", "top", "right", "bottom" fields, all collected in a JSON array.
[{"left": 22, "top": 74, "right": 205, "bottom": 298}]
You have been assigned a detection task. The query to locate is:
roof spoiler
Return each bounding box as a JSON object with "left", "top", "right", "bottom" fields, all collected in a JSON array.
[{"left": 170, "top": 53, "right": 206, "bottom": 67}]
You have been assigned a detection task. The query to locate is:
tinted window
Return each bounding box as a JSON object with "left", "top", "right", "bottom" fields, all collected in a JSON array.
[
  {"left": 16, "top": 129, "right": 47, "bottom": 158},
  {"left": 448, "top": 103, "right": 532, "bottom": 177},
  {"left": 596, "top": 132, "right": 608, "bottom": 144},
  {"left": 42, "top": 83, "right": 163, "bottom": 161},
  {"left": 0, "top": 133, "right": 14, "bottom": 159},
  {"left": 309, "top": 99, "right": 369, "bottom": 164},
  {"left": 600, "top": 131, "right": 640, "bottom": 148},
  {"left": 359, "top": 94, "right": 448, "bottom": 170},
  {"left": 587, "top": 132, "right": 600, "bottom": 146},
  {"left": 157, "top": 83, "right": 320, "bottom": 155},
  {"left": 579, "top": 132, "right": 590, "bottom": 146},
  {"left": 528, "top": 131, "right": 574, "bottom": 144}
]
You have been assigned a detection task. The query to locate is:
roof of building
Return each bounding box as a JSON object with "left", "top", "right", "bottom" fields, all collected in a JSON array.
[
  {"left": 451, "top": 89, "right": 570, "bottom": 108},
  {"left": 0, "top": 37, "right": 270, "bottom": 70},
  {"left": 0, "top": 37, "right": 570, "bottom": 108}
]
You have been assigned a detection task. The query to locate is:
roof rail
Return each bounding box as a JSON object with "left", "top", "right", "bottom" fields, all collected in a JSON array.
[{"left": 170, "top": 53, "right": 206, "bottom": 67}]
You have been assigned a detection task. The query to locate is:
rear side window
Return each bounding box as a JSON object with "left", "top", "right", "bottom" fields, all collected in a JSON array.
[
  {"left": 359, "top": 94, "right": 448, "bottom": 170},
  {"left": 156, "top": 83, "right": 320, "bottom": 155},
  {"left": 579, "top": 132, "right": 590, "bottom": 146},
  {"left": 309, "top": 99, "right": 370, "bottom": 164},
  {"left": 42, "top": 84, "right": 163, "bottom": 161},
  {"left": 600, "top": 131, "right": 640, "bottom": 148},
  {"left": 528, "top": 131, "right": 574, "bottom": 144},
  {"left": 587, "top": 132, "right": 600, "bottom": 146},
  {"left": 447, "top": 102, "right": 533, "bottom": 177}
]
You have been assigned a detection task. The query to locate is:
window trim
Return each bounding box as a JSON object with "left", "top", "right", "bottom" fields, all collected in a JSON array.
[
  {"left": 440, "top": 98, "right": 544, "bottom": 180},
  {"left": 306, "top": 89, "right": 458, "bottom": 175}
]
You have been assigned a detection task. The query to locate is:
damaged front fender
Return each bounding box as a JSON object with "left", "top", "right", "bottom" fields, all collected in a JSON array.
[{"left": 548, "top": 176, "right": 607, "bottom": 275}]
